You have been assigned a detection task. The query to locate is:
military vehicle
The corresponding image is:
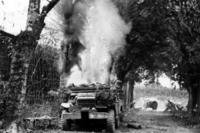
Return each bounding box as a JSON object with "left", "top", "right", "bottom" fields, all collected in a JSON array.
[{"left": 60, "top": 83, "right": 124, "bottom": 132}]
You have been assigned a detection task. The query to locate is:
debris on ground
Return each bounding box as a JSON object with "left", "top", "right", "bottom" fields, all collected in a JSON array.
[
  {"left": 146, "top": 101, "right": 158, "bottom": 110},
  {"left": 127, "top": 122, "right": 142, "bottom": 129},
  {"left": 165, "top": 100, "right": 184, "bottom": 113}
]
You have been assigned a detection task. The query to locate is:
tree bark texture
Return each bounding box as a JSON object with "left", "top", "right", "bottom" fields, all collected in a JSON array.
[
  {"left": 123, "top": 81, "right": 134, "bottom": 110},
  {"left": 1, "top": 0, "right": 60, "bottom": 119}
]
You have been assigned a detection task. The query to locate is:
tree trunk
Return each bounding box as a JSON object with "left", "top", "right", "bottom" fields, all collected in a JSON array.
[
  {"left": 196, "top": 88, "right": 200, "bottom": 113},
  {"left": 16, "top": 0, "right": 42, "bottom": 116},
  {"left": 18, "top": 48, "right": 34, "bottom": 116},
  {"left": 187, "top": 86, "right": 198, "bottom": 114},
  {"left": 123, "top": 81, "right": 134, "bottom": 110},
  {"left": 3, "top": 0, "right": 60, "bottom": 119},
  {"left": 17, "top": 0, "right": 60, "bottom": 116},
  {"left": 26, "top": 0, "right": 41, "bottom": 31},
  {"left": 129, "top": 81, "right": 134, "bottom": 105},
  {"left": 6, "top": 30, "right": 39, "bottom": 116},
  {"left": 123, "top": 82, "right": 128, "bottom": 111},
  {"left": 187, "top": 87, "right": 193, "bottom": 114}
]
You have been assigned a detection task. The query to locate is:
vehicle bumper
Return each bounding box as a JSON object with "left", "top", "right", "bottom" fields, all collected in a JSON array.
[{"left": 62, "top": 111, "right": 109, "bottom": 120}]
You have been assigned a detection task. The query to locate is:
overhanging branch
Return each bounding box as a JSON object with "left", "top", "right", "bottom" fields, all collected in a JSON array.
[{"left": 40, "top": 0, "right": 60, "bottom": 20}]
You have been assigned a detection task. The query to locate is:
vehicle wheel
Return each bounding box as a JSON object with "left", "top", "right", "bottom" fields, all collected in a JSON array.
[
  {"left": 106, "top": 110, "right": 115, "bottom": 133},
  {"left": 61, "top": 119, "right": 71, "bottom": 131},
  {"left": 115, "top": 116, "right": 120, "bottom": 128}
]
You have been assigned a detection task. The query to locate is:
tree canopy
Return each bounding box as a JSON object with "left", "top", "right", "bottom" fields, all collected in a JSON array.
[{"left": 113, "top": 0, "right": 200, "bottom": 112}]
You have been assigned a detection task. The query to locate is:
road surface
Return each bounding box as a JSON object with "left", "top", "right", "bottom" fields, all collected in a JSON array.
[
  {"left": 117, "top": 109, "right": 200, "bottom": 133},
  {"left": 30, "top": 109, "right": 200, "bottom": 133}
]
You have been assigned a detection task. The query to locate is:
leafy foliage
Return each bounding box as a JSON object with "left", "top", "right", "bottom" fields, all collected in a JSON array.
[
  {"left": 165, "top": 0, "right": 200, "bottom": 111},
  {"left": 26, "top": 45, "right": 60, "bottom": 104},
  {"left": 114, "top": 0, "right": 200, "bottom": 112},
  {"left": 114, "top": 0, "right": 172, "bottom": 83},
  {"left": 0, "top": 0, "right": 61, "bottom": 123}
]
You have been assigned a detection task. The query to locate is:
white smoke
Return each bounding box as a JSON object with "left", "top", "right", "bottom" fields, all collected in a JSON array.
[{"left": 66, "top": 0, "right": 131, "bottom": 86}]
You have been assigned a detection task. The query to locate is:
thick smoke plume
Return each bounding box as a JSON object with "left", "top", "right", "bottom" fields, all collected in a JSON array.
[
  {"left": 56, "top": 0, "right": 88, "bottom": 75},
  {"left": 58, "top": 0, "right": 130, "bottom": 86}
]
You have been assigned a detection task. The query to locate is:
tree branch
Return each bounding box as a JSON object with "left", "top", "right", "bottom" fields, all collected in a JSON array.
[{"left": 40, "top": 0, "right": 60, "bottom": 20}]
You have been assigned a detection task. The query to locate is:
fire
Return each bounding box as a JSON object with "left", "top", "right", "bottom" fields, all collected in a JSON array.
[{"left": 59, "top": 0, "right": 131, "bottom": 86}]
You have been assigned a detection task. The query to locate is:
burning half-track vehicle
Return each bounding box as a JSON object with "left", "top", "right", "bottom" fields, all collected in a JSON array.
[{"left": 60, "top": 83, "right": 124, "bottom": 132}]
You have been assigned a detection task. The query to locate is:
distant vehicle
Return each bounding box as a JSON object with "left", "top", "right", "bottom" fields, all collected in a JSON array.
[{"left": 60, "top": 83, "right": 124, "bottom": 133}]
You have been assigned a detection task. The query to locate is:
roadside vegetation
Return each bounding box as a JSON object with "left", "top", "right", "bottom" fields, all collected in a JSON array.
[
  {"left": 135, "top": 85, "right": 188, "bottom": 100},
  {"left": 0, "top": 0, "right": 200, "bottom": 130},
  {"left": 134, "top": 84, "right": 200, "bottom": 127}
]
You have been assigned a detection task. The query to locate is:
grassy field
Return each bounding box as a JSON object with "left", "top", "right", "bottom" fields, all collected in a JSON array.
[
  {"left": 133, "top": 84, "right": 188, "bottom": 112},
  {"left": 134, "top": 84, "right": 188, "bottom": 100}
]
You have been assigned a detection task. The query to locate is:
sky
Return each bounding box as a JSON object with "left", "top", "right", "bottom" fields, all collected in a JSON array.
[
  {"left": 0, "top": 0, "right": 29, "bottom": 35},
  {"left": 0, "top": 0, "right": 52, "bottom": 35}
]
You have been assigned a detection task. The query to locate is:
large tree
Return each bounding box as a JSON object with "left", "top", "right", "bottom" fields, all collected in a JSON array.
[
  {"left": 166, "top": 0, "right": 200, "bottom": 113},
  {"left": 0, "top": 0, "right": 60, "bottom": 120},
  {"left": 113, "top": 0, "right": 172, "bottom": 106},
  {"left": 114, "top": 0, "right": 200, "bottom": 113}
]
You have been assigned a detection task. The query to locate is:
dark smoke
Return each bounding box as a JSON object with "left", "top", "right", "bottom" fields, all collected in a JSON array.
[
  {"left": 56, "top": 0, "right": 87, "bottom": 75},
  {"left": 56, "top": 0, "right": 131, "bottom": 86}
]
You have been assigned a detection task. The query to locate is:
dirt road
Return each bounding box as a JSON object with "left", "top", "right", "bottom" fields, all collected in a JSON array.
[
  {"left": 117, "top": 109, "right": 200, "bottom": 133},
  {"left": 31, "top": 109, "right": 200, "bottom": 133}
]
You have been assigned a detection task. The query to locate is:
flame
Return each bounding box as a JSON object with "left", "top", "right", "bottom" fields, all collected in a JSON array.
[{"left": 63, "top": 0, "right": 131, "bottom": 86}]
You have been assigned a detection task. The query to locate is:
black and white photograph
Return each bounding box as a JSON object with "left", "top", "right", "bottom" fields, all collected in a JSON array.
[{"left": 0, "top": 0, "right": 200, "bottom": 132}]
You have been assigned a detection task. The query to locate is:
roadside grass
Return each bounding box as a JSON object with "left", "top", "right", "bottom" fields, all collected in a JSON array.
[
  {"left": 134, "top": 84, "right": 200, "bottom": 127},
  {"left": 133, "top": 84, "right": 188, "bottom": 112},
  {"left": 173, "top": 111, "right": 200, "bottom": 127},
  {"left": 23, "top": 102, "right": 60, "bottom": 118}
]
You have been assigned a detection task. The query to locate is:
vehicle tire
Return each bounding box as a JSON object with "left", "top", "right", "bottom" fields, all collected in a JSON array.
[
  {"left": 115, "top": 116, "right": 120, "bottom": 128},
  {"left": 106, "top": 110, "right": 115, "bottom": 133},
  {"left": 61, "top": 119, "right": 70, "bottom": 131},
  {"left": 60, "top": 110, "right": 71, "bottom": 131}
]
